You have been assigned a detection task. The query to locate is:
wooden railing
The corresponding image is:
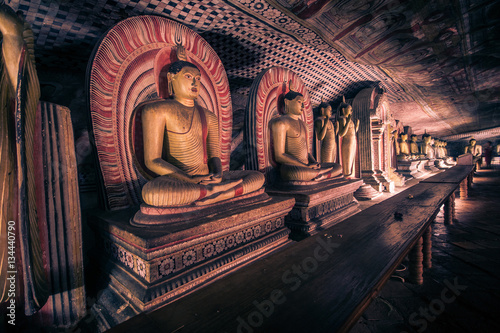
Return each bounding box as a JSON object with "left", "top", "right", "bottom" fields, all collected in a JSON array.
[{"left": 108, "top": 165, "right": 475, "bottom": 333}]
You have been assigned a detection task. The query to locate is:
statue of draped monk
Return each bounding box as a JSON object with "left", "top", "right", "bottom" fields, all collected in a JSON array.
[
  {"left": 269, "top": 88, "right": 342, "bottom": 181},
  {"left": 139, "top": 48, "right": 264, "bottom": 207},
  {"left": 314, "top": 99, "right": 338, "bottom": 163}
]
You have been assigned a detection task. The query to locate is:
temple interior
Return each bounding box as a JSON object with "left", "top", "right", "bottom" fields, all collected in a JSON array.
[{"left": 1, "top": 0, "right": 499, "bottom": 332}]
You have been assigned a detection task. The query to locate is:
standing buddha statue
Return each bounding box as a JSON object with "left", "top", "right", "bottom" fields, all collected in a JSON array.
[{"left": 314, "top": 99, "right": 338, "bottom": 163}]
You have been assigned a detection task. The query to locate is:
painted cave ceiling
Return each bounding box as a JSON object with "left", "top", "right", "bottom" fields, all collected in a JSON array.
[{"left": 4, "top": 0, "right": 500, "bottom": 139}]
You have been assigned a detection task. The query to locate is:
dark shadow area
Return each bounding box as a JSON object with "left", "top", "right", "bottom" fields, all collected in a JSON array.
[{"left": 199, "top": 31, "right": 263, "bottom": 71}]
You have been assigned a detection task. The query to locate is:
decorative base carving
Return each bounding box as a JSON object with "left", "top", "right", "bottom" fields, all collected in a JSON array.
[
  {"left": 415, "top": 159, "right": 430, "bottom": 178},
  {"left": 396, "top": 160, "right": 425, "bottom": 179},
  {"left": 267, "top": 178, "right": 362, "bottom": 236},
  {"left": 425, "top": 159, "right": 440, "bottom": 172},
  {"left": 132, "top": 190, "right": 268, "bottom": 226},
  {"left": 388, "top": 168, "right": 405, "bottom": 187},
  {"left": 89, "top": 195, "right": 294, "bottom": 327},
  {"left": 435, "top": 158, "right": 453, "bottom": 169},
  {"left": 354, "top": 181, "right": 384, "bottom": 200}
]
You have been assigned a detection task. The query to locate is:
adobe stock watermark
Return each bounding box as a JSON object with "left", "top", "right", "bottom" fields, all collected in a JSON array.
[
  {"left": 236, "top": 235, "right": 340, "bottom": 333},
  {"left": 402, "top": 277, "right": 467, "bottom": 333},
  {"left": 6, "top": 220, "right": 17, "bottom": 326}
]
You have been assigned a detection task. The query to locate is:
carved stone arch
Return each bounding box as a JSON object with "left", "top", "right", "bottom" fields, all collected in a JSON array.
[{"left": 89, "top": 16, "right": 232, "bottom": 210}]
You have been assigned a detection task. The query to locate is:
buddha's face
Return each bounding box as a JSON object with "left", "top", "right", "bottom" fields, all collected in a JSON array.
[
  {"left": 169, "top": 66, "right": 201, "bottom": 100},
  {"left": 401, "top": 134, "right": 407, "bottom": 141},
  {"left": 285, "top": 95, "right": 304, "bottom": 116},
  {"left": 321, "top": 105, "right": 332, "bottom": 118},
  {"left": 411, "top": 135, "right": 417, "bottom": 142},
  {"left": 470, "top": 139, "right": 476, "bottom": 146}
]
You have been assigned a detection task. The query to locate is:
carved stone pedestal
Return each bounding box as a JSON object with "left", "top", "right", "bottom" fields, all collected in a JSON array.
[
  {"left": 267, "top": 178, "right": 363, "bottom": 236},
  {"left": 90, "top": 195, "right": 294, "bottom": 328},
  {"left": 416, "top": 159, "right": 430, "bottom": 178},
  {"left": 425, "top": 159, "right": 440, "bottom": 172},
  {"left": 396, "top": 160, "right": 421, "bottom": 180},
  {"left": 354, "top": 182, "right": 384, "bottom": 200},
  {"left": 435, "top": 158, "right": 451, "bottom": 169}
]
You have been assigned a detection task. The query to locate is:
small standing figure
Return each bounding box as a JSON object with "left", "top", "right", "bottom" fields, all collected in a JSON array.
[
  {"left": 314, "top": 100, "right": 338, "bottom": 163},
  {"left": 337, "top": 97, "right": 359, "bottom": 178}
]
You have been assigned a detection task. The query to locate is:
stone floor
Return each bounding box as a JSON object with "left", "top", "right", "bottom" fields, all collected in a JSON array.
[{"left": 351, "top": 167, "right": 500, "bottom": 333}]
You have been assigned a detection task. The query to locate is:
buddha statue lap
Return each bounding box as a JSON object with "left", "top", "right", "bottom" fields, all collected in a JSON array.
[
  {"left": 140, "top": 60, "right": 265, "bottom": 207},
  {"left": 314, "top": 101, "right": 338, "bottom": 163},
  {"left": 270, "top": 91, "right": 342, "bottom": 182}
]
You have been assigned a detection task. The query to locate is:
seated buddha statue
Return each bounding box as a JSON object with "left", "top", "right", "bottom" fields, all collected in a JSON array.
[
  {"left": 140, "top": 58, "right": 264, "bottom": 206},
  {"left": 421, "top": 133, "right": 434, "bottom": 159},
  {"left": 270, "top": 90, "right": 342, "bottom": 182},
  {"left": 410, "top": 134, "right": 419, "bottom": 155},
  {"left": 465, "top": 138, "right": 482, "bottom": 168},
  {"left": 397, "top": 133, "right": 411, "bottom": 160},
  {"left": 314, "top": 100, "right": 338, "bottom": 163}
]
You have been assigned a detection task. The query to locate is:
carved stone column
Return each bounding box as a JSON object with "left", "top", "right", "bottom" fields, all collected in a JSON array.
[{"left": 351, "top": 87, "right": 386, "bottom": 196}]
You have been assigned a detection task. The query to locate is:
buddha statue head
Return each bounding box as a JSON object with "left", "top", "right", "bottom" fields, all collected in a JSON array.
[
  {"left": 469, "top": 138, "right": 476, "bottom": 146},
  {"left": 284, "top": 90, "right": 304, "bottom": 117},
  {"left": 422, "top": 133, "right": 431, "bottom": 144},
  {"left": 411, "top": 134, "right": 418, "bottom": 143},
  {"left": 166, "top": 60, "right": 201, "bottom": 101},
  {"left": 400, "top": 133, "right": 408, "bottom": 142},
  {"left": 337, "top": 99, "right": 353, "bottom": 118},
  {"left": 318, "top": 101, "right": 332, "bottom": 118}
]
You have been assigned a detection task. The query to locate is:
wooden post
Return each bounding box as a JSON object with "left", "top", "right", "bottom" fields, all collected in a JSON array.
[
  {"left": 451, "top": 191, "right": 456, "bottom": 222},
  {"left": 460, "top": 179, "right": 468, "bottom": 198},
  {"left": 409, "top": 237, "right": 424, "bottom": 284},
  {"left": 444, "top": 193, "right": 454, "bottom": 225},
  {"left": 423, "top": 225, "right": 432, "bottom": 268}
]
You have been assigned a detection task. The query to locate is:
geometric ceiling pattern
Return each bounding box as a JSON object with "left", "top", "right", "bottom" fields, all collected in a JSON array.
[{"left": 6, "top": 0, "right": 500, "bottom": 138}]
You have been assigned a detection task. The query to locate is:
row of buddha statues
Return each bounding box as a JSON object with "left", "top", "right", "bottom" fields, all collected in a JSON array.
[
  {"left": 139, "top": 59, "right": 354, "bottom": 208},
  {"left": 138, "top": 50, "right": 462, "bottom": 208},
  {"left": 396, "top": 133, "right": 452, "bottom": 161}
]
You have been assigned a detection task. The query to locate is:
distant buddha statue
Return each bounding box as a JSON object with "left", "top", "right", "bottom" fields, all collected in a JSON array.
[
  {"left": 465, "top": 138, "right": 482, "bottom": 169},
  {"left": 436, "top": 139, "right": 445, "bottom": 158},
  {"left": 410, "top": 134, "right": 420, "bottom": 156},
  {"left": 397, "top": 133, "right": 411, "bottom": 161},
  {"left": 139, "top": 47, "right": 264, "bottom": 206},
  {"left": 400, "top": 133, "right": 410, "bottom": 155},
  {"left": 336, "top": 97, "right": 359, "bottom": 178},
  {"left": 314, "top": 99, "right": 338, "bottom": 163},
  {"left": 270, "top": 89, "right": 342, "bottom": 181},
  {"left": 421, "top": 133, "right": 435, "bottom": 159},
  {"left": 443, "top": 141, "right": 449, "bottom": 156}
]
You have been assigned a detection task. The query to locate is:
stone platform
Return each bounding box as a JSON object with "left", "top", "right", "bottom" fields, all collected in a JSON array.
[
  {"left": 396, "top": 160, "right": 421, "bottom": 180},
  {"left": 267, "top": 178, "right": 363, "bottom": 235},
  {"left": 89, "top": 194, "right": 294, "bottom": 326}
]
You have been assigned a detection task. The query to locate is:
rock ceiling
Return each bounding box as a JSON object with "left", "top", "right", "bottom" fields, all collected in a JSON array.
[{"left": 4, "top": 0, "right": 499, "bottom": 138}]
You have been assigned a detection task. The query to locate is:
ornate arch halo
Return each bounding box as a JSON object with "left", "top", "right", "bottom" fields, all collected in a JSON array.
[
  {"left": 89, "top": 15, "right": 232, "bottom": 210},
  {"left": 245, "top": 67, "right": 313, "bottom": 175}
]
